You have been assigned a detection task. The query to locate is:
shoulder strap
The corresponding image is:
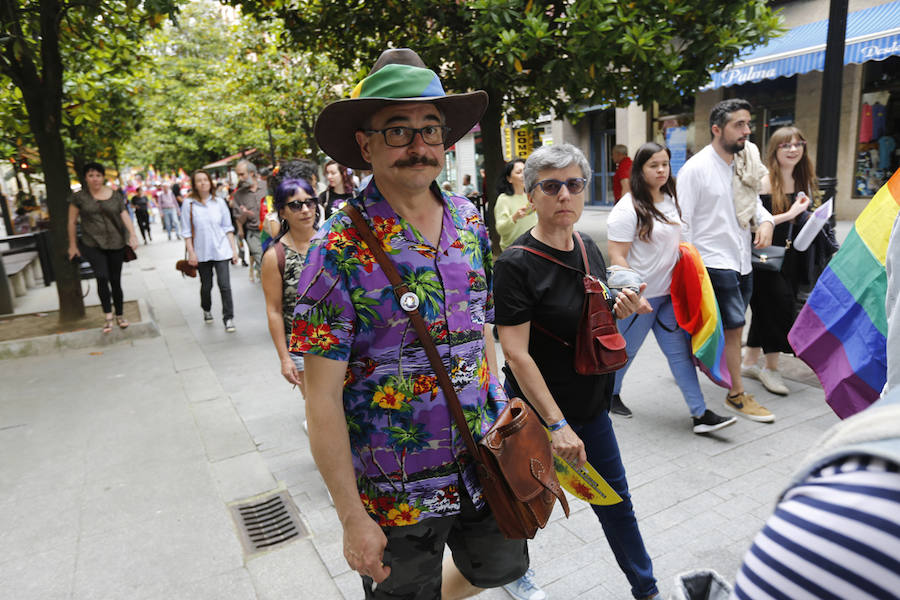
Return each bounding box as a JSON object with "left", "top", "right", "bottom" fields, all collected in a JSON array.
[
  {"left": 507, "top": 233, "right": 590, "bottom": 276},
  {"left": 344, "top": 204, "right": 482, "bottom": 461},
  {"left": 274, "top": 240, "right": 285, "bottom": 277},
  {"left": 189, "top": 200, "right": 195, "bottom": 240}
]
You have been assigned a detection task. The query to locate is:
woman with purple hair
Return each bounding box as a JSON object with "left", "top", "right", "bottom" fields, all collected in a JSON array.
[{"left": 262, "top": 177, "right": 319, "bottom": 402}]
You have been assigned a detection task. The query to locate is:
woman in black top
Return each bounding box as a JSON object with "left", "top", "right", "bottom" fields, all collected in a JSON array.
[
  {"left": 131, "top": 186, "right": 152, "bottom": 244},
  {"left": 318, "top": 160, "right": 354, "bottom": 219},
  {"left": 742, "top": 126, "right": 814, "bottom": 396},
  {"left": 494, "top": 144, "right": 661, "bottom": 600}
]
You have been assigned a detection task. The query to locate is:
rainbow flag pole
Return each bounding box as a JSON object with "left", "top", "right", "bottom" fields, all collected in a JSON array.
[{"left": 788, "top": 169, "right": 900, "bottom": 418}]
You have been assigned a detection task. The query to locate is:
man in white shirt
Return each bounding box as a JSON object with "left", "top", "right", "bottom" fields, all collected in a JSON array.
[{"left": 677, "top": 98, "right": 776, "bottom": 423}]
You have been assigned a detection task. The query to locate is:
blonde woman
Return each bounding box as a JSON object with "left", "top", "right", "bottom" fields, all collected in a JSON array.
[{"left": 742, "top": 127, "right": 815, "bottom": 395}]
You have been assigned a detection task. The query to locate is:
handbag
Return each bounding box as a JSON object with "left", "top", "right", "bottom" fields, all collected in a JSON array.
[
  {"left": 344, "top": 204, "right": 569, "bottom": 540},
  {"left": 508, "top": 234, "right": 627, "bottom": 375},
  {"left": 176, "top": 201, "right": 198, "bottom": 277},
  {"left": 103, "top": 190, "right": 137, "bottom": 261},
  {"left": 751, "top": 222, "right": 794, "bottom": 272}
]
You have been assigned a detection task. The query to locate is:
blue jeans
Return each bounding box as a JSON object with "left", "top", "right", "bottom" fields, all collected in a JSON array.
[
  {"left": 613, "top": 295, "right": 707, "bottom": 417},
  {"left": 502, "top": 381, "right": 658, "bottom": 598},
  {"left": 162, "top": 207, "right": 180, "bottom": 238},
  {"left": 573, "top": 411, "right": 658, "bottom": 599}
]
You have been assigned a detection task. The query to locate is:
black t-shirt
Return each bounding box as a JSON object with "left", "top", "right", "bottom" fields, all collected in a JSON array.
[
  {"left": 319, "top": 189, "right": 354, "bottom": 219},
  {"left": 494, "top": 230, "right": 614, "bottom": 424},
  {"left": 131, "top": 195, "right": 149, "bottom": 211}
]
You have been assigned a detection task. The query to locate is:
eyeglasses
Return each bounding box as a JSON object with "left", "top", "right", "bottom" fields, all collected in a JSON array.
[
  {"left": 777, "top": 141, "right": 807, "bottom": 151},
  {"left": 285, "top": 199, "right": 317, "bottom": 212},
  {"left": 530, "top": 177, "right": 587, "bottom": 196},
  {"left": 365, "top": 125, "right": 451, "bottom": 147}
]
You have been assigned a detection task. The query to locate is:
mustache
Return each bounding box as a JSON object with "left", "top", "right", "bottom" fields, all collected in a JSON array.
[{"left": 392, "top": 156, "right": 439, "bottom": 168}]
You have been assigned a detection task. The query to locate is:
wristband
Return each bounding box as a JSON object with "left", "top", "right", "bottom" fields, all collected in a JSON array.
[{"left": 547, "top": 418, "right": 568, "bottom": 432}]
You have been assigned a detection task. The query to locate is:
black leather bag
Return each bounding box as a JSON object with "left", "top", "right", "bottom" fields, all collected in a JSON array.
[{"left": 751, "top": 245, "right": 786, "bottom": 271}]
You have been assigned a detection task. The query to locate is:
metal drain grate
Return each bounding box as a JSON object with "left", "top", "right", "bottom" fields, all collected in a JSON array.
[{"left": 230, "top": 490, "right": 308, "bottom": 554}]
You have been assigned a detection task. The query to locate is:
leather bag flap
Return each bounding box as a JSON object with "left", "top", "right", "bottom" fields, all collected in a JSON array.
[
  {"left": 595, "top": 332, "right": 626, "bottom": 352},
  {"left": 481, "top": 400, "right": 554, "bottom": 503}
]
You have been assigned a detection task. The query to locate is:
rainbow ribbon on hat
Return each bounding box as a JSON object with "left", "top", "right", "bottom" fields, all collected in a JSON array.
[{"left": 789, "top": 169, "right": 900, "bottom": 418}]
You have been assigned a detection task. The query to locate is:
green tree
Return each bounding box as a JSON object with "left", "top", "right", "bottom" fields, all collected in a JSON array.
[
  {"left": 124, "top": 0, "right": 350, "bottom": 171},
  {"left": 232, "top": 0, "right": 781, "bottom": 246},
  {"left": 0, "top": 1, "right": 177, "bottom": 321}
]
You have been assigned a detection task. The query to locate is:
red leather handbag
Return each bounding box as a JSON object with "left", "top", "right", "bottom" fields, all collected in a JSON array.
[{"left": 509, "top": 233, "right": 627, "bottom": 375}]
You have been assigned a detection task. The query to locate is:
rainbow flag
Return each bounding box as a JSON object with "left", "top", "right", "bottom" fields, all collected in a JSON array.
[
  {"left": 788, "top": 169, "right": 900, "bottom": 418},
  {"left": 670, "top": 242, "right": 732, "bottom": 389}
]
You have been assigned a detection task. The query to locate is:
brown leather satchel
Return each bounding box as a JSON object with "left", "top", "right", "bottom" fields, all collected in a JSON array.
[
  {"left": 509, "top": 234, "right": 627, "bottom": 375},
  {"left": 345, "top": 204, "right": 568, "bottom": 539}
]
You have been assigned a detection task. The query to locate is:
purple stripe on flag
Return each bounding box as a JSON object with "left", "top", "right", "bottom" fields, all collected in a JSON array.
[
  {"left": 789, "top": 303, "right": 881, "bottom": 417},
  {"left": 799, "top": 268, "right": 887, "bottom": 391}
]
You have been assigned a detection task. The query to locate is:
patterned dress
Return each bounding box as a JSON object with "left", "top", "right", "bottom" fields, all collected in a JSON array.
[{"left": 290, "top": 181, "right": 505, "bottom": 526}]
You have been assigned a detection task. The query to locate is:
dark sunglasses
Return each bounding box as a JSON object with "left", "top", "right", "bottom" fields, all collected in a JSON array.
[
  {"left": 530, "top": 177, "right": 586, "bottom": 196},
  {"left": 285, "top": 199, "right": 317, "bottom": 212}
]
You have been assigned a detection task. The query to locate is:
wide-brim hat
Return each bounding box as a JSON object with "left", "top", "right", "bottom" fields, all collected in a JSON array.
[{"left": 315, "top": 48, "right": 488, "bottom": 170}]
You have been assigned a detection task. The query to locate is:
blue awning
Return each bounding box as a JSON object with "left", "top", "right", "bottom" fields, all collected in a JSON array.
[{"left": 702, "top": 1, "right": 900, "bottom": 90}]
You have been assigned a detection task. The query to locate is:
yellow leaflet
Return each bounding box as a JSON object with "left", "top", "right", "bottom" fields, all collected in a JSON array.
[{"left": 547, "top": 430, "right": 622, "bottom": 505}]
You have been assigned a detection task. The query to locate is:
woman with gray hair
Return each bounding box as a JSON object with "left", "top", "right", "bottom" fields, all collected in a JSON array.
[{"left": 494, "top": 143, "right": 661, "bottom": 600}]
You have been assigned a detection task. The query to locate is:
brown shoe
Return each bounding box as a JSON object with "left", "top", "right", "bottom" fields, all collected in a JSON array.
[{"left": 724, "top": 392, "right": 775, "bottom": 423}]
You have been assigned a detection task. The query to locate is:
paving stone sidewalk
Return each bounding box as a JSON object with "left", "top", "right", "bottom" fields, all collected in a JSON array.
[{"left": 1, "top": 214, "right": 842, "bottom": 599}]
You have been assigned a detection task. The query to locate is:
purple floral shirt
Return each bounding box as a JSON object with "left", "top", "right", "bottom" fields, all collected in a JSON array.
[{"left": 290, "top": 181, "right": 506, "bottom": 526}]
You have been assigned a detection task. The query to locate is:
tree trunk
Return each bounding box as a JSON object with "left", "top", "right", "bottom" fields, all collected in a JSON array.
[
  {"left": 32, "top": 125, "right": 84, "bottom": 322},
  {"left": 13, "top": 0, "right": 85, "bottom": 322},
  {"left": 479, "top": 87, "right": 505, "bottom": 253}
]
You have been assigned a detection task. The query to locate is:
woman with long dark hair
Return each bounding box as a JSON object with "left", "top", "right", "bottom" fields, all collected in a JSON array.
[
  {"left": 606, "top": 142, "right": 736, "bottom": 433},
  {"left": 742, "top": 126, "right": 815, "bottom": 395},
  {"left": 182, "top": 169, "right": 239, "bottom": 332},
  {"left": 261, "top": 177, "right": 319, "bottom": 397},
  {"left": 319, "top": 160, "right": 354, "bottom": 219},
  {"left": 493, "top": 157, "right": 534, "bottom": 251},
  {"left": 67, "top": 161, "right": 139, "bottom": 332}
]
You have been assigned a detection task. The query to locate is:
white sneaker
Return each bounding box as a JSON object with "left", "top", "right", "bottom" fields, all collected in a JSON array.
[
  {"left": 759, "top": 368, "right": 789, "bottom": 395},
  {"left": 503, "top": 569, "right": 546, "bottom": 600},
  {"left": 741, "top": 364, "right": 761, "bottom": 380}
]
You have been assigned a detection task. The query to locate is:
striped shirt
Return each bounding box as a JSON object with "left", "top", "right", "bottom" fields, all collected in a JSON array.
[{"left": 733, "top": 454, "right": 900, "bottom": 600}]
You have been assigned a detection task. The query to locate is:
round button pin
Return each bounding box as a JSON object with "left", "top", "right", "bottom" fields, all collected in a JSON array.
[{"left": 400, "top": 292, "right": 420, "bottom": 311}]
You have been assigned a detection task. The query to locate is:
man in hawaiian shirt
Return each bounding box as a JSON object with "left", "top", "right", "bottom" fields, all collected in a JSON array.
[{"left": 291, "top": 49, "right": 529, "bottom": 598}]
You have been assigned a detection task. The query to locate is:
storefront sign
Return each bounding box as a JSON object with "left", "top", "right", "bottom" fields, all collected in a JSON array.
[{"left": 514, "top": 129, "right": 535, "bottom": 158}]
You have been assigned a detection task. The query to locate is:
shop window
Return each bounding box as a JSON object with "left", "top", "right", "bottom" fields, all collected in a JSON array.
[
  {"left": 654, "top": 113, "right": 695, "bottom": 177},
  {"left": 855, "top": 55, "right": 899, "bottom": 197}
]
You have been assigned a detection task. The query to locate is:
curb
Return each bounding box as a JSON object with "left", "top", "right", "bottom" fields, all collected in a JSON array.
[{"left": 0, "top": 298, "right": 160, "bottom": 359}]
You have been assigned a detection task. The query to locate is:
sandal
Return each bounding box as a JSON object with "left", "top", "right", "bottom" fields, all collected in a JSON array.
[
  {"left": 116, "top": 315, "right": 129, "bottom": 329},
  {"left": 103, "top": 317, "right": 114, "bottom": 333}
]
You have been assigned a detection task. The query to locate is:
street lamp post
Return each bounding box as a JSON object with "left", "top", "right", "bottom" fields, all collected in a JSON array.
[{"left": 816, "top": 0, "right": 849, "bottom": 215}]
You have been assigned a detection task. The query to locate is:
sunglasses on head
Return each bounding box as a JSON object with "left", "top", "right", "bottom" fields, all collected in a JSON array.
[
  {"left": 285, "top": 198, "right": 317, "bottom": 212},
  {"left": 530, "top": 177, "right": 586, "bottom": 196}
]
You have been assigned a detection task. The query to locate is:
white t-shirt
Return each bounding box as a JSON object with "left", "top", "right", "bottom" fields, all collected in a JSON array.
[{"left": 607, "top": 193, "right": 683, "bottom": 298}]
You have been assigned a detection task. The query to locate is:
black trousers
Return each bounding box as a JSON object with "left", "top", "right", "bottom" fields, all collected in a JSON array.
[
  {"left": 80, "top": 244, "right": 125, "bottom": 315},
  {"left": 135, "top": 209, "right": 151, "bottom": 242},
  {"left": 198, "top": 260, "right": 233, "bottom": 321}
]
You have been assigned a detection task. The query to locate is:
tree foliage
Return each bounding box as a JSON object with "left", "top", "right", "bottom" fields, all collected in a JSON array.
[
  {"left": 124, "top": 0, "right": 351, "bottom": 171},
  {"left": 232, "top": 0, "right": 782, "bottom": 243},
  {"left": 0, "top": 0, "right": 178, "bottom": 321}
]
